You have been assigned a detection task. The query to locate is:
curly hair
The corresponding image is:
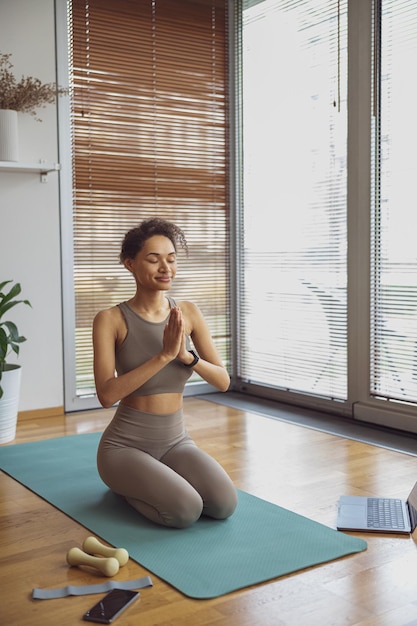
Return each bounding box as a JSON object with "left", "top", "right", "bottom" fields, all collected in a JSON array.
[{"left": 120, "top": 218, "right": 188, "bottom": 262}]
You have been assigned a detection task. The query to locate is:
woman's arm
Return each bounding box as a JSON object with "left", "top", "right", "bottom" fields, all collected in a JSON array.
[
  {"left": 178, "top": 302, "right": 230, "bottom": 392},
  {"left": 93, "top": 306, "right": 183, "bottom": 408}
]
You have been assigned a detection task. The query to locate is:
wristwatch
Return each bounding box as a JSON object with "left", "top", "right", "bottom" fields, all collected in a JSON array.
[{"left": 184, "top": 350, "right": 199, "bottom": 367}]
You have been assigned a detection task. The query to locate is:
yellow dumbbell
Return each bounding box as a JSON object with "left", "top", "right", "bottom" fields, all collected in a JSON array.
[
  {"left": 82, "top": 536, "right": 129, "bottom": 567},
  {"left": 66, "top": 547, "right": 119, "bottom": 577}
]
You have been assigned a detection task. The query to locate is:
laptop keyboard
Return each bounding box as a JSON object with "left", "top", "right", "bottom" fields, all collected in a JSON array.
[{"left": 367, "top": 497, "right": 405, "bottom": 530}]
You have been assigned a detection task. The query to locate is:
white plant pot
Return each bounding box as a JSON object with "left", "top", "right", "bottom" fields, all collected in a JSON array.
[
  {"left": 0, "top": 364, "right": 22, "bottom": 444},
  {"left": 0, "top": 109, "right": 19, "bottom": 161}
]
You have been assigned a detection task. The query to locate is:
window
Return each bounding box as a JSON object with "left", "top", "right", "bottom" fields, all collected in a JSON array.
[
  {"left": 237, "top": 0, "right": 348, "bottom": 402},
  {"left": 57, "top": 0, "right": 417, "bottom": 431},
  {"left": 371, "top": 0, "right": 417, "bottom": 404},
  {"left": 235, "top": 0, "right": 417, "bottom": 431},
  {"left": 59, "top": 0, "right": 230, "bottom": 410}
]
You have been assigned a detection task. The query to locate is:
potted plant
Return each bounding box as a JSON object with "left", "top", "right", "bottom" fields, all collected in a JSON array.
[
  {"left": 0, "top": 51, "right": 67, "bottom": 160},
  {"left": 0, "top": 280, "right": 31, "bottom": 444}
]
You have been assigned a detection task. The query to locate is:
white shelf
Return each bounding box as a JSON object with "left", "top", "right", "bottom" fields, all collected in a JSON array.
[{"left": 0, "top": 161, "right": 61, "bottom": 182}]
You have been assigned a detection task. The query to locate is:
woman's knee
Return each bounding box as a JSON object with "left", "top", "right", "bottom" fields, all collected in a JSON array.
[
  {"left": 206, "top": 484, "right": 238, "bottom": 520},
  {"left": 167, "top": 492, "right": 204, "bottom": 528},
  {"left": 126, "top": 490, "right": 203, "bottom": 529}
]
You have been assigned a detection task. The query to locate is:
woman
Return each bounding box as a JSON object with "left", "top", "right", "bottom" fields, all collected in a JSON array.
[{"left": 94, "top": 218, "right": 237, "bottom": 528}]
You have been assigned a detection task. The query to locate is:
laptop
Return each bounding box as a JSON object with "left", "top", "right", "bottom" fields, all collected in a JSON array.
[{"left": 336, "top": 481, "right": 417, "bottom": 534}]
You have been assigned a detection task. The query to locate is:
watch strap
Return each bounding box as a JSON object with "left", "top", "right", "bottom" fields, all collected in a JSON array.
[{"left": 184, "top": 350, "right": 199, "bottom": 367}]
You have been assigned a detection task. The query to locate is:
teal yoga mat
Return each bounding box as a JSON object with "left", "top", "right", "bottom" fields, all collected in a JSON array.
[{"left": 0, "top": 433, "right": 366, "bottom": 598}]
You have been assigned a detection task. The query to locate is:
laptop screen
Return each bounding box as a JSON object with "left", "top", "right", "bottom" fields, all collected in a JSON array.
[{"left": 406, "top": 482, "right": 417, "bottom": 531}]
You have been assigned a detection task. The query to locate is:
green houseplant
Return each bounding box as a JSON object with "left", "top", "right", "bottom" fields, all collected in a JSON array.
[
  {"left": 0, "top": 281, "right": 31, "bottom": 444},
  {"left": 0, "top": 280, "right": 31, "bottom": 397}
]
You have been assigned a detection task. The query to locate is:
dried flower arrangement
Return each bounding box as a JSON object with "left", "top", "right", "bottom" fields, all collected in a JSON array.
[{"left": 0, "top": 51, "right": 67, "bottom": 121}]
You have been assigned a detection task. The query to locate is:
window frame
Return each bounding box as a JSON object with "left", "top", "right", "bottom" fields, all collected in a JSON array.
[
  {"left": 231, "top": 0, "right": 417, "bottom": 433},
  {"left": 56, "top": 0, "right": 417, "bottom": 432},
  {"left": 56, "top": 0, "right": 231, "bottom": 412}
]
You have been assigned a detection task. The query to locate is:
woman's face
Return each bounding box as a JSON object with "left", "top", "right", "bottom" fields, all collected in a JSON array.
[{"left": 125, "top": 235, "right": 177, "bottom": 291}]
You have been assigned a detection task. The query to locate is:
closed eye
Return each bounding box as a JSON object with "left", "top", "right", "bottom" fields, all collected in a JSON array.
[{"left": 146, "top": 253, "right": 176, "bottom": 263}]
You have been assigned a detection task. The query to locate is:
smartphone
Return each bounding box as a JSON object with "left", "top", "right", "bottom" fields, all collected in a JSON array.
[{"left": 82, "top": 588, "right": 139, "bottom": 623}]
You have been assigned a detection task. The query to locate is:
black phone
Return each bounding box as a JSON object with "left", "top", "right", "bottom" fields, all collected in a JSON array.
[{"left": 82, "top": 588, "right": 139, "bottom": 623}]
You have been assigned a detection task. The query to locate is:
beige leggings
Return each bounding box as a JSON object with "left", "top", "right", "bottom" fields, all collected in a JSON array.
[{"left": 97, "top": 404, "right": 237, "bottom": 528}]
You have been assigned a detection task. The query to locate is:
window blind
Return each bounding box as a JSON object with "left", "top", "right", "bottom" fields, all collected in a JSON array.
[
  {"left": 69, "top": 0, "right": 230, "bottom": 399},
  {"left": 371, "top": 0, "right": 417, "bottom": 403},
  {"left": 238, "top": 0, "right": 348, "bottom": 401}
]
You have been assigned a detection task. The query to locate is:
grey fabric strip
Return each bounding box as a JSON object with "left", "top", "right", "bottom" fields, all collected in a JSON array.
[{"left": 32, "top": 576, "right": 153, "bottom": 600}]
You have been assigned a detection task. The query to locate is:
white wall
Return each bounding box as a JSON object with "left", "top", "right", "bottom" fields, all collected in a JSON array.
[{"left": 0, "top": 0, "right": 64, "bottom": 412}]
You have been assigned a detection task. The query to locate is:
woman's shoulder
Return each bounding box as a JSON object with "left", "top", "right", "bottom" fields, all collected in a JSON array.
[
  {"left": 94, "top": 304, "right": 124, "bottom": 326},
  {"left": 176, "top": 300, "right": 205, "bottom": 333},
  {"left": 176, "top": 299, "right": 200, "bottom": 315}
]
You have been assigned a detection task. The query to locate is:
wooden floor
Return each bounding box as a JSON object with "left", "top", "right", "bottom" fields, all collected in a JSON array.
[{"left": 1, "top": 397, "right": 417, "bottom": 626}]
